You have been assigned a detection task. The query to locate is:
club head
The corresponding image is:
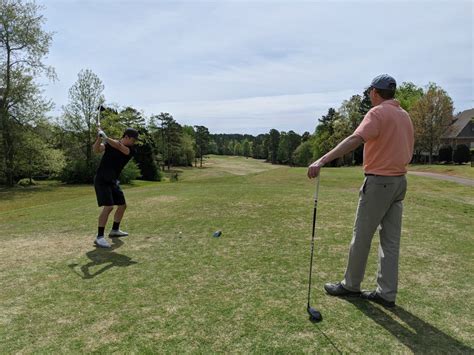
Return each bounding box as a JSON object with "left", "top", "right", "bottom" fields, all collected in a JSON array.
[
  {"left": 307, "top": 306, "right": 322, "bottom": 322},
  {"left": 97, "top": 105, "right": 106, "bottom": 112}
]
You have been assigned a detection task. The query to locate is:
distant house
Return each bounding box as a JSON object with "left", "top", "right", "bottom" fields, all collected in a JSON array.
[{"left": 441, "top": 108, "right": 474, "bottom": 149}]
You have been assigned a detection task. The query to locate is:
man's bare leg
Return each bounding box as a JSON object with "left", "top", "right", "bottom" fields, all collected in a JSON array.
[
  {"left": 99, "top": 206, "right": 114, "bottom": 228},
  {"left": 110, "top": 204, "right": 129, "bottom": 237},
  {"left": 95, "top": 206, "right": 114, "bottom": 248}
]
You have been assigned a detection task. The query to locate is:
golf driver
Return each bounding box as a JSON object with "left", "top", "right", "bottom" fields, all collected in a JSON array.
[{"left": 307, "top": 175, "right": 322, "bottom": 322}]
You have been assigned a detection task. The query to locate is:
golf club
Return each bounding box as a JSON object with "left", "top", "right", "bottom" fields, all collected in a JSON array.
[
  {"left": 97, "top": 104, "right": 106, "bottom": 129},
  {"left": 307, "top": 174, "right": 322, "bottom": 322}
]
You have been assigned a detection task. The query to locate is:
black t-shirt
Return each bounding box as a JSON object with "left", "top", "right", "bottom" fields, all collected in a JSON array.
[{"left": 96, "top": 143, "right": 135, "bottom": 182}]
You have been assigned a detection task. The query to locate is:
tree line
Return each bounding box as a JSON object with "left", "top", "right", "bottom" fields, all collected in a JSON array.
[
  {"left": 1, "top": 0, "right": 470, "bottom": 187},
  {"left": 210, "top": 81, "right": 470, "bottom": 167}
]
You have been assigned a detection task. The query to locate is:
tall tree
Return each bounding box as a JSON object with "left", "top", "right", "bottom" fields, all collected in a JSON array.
[
  {"left": 151, "top": 112, "right": 182, "bottom": 171},
  {"left": 0, "top": 0, "right": 55, "bottom": 185},
  {"left": 62, "top": 69, "right": 104, "bottom": 170},
  {"left": 242, "top": 139, "right": 251, "bottom": 158},
  {"left": 313, "top": 108, "right": 341, "bottom": 161},
  {"left": 119, "top": 106, "right": 146, "bottom": 130},
  {"left": 268, "top": 129, "right": 280, "bottom": 164},
  {"left": 277, "top": 131, "right": 289, "bottom": 163},
  {"left": 177, "top": 131, "right": 195, "bottom": 166},
  {"left": 317, "top": 108, "right": 338, "bottom": 135},
  {"left": 194, "top": 125, "right": 210, "bottom": 167},
  {"left": 233, "top": 141, "right": 242, "bottom": 156},
  {"left": 410, "top": 83, "right": 453, "bottom": 164},
  {"left": 15, "top": 127, "right": 65, "bottom": 183},
  {"left": 359, "top": 88, "right": 372, "bottom": 117},
  {"left": 286, "top": 130, "right": 301, "bottom": 166},
  {"left": 339, "top": 95, "right": 364, "bottom": 165},
  {"left": 293, "top": 140, "right": 314, "bottom": 167},
  {"left": 396, "top": 82, "right": 424, "bottom": 112},
  {"left": 301, "top": 131, "right": 311, "bottom": 142}
]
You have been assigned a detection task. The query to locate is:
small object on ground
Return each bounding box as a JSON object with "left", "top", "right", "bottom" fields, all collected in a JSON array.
[{"left": 213, "top": 230, "right": 222, "bottom": 238}]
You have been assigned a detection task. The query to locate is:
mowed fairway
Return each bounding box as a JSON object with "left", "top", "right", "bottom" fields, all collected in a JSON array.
[{"left": 1, "top": 156, "right": 473, "bottom": 353}]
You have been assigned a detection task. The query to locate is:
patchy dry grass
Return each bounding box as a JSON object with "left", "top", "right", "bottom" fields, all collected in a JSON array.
[
  {"left": 0, "top": 157, "right": 472, "bottom": 353},
  {"left": 408, "top": 163, "right": 474, "bottom": 179}
]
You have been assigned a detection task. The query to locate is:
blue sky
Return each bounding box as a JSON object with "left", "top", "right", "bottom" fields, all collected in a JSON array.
[{"left": 41, "top": 0, "right": 473, "bottom": 134}]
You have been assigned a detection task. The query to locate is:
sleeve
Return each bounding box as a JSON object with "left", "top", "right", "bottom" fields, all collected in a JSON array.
[{"left": 354, "top": 108, "right": 380, "bottom": 142}]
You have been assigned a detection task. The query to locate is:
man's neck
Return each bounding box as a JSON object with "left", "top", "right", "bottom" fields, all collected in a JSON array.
[{"left": 374, "top": 98, "right": 391, "bottom": 106}]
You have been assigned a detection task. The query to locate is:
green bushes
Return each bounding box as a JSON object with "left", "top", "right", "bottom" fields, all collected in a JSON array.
[
  {"left": 453, "top": 144, "right": 470, "bottom": 164},
  {"left": 119, "top": 160, "right": 141, "bottom": 184},
  {"left": 60, "top": 155, "right": 141, "bottom": 184},
  {"left": 60, "top": 156, "right": 100, "bottom": 184},
  {"left": 438, "top": 145, "right": 453, "bottom": 163},
  {"left": 292, "top": 141, "right": 314, "bottom": 167},
  {"left": 17, "top": 178, "right": 37, "bottom": 187}
]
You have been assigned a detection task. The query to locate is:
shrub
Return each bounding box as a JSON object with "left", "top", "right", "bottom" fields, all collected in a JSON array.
[
  {"left": 292, "top": 141, "right": 314, "bottom": 167},
  {"left": 438, "top": 145, "right": 453, "bottom": 163},
  {"left": 60, "top": 157, "right": 100, "bottom": 184},
  {"left": 17, "top": 178, "right": 37, "bottom": 187},
  {"left": 119, "top": 159, "right": 141, "bottom": 184},
  {"left": 134, "top": 140, "right": 162, "bottom": 181},
  {"left": 453, "top": 144, "right": 470, "bottom": 164}
]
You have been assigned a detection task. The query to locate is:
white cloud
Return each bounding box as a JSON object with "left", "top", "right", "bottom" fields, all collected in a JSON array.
[
  {"left": 152, "top": 90, "right": 360, "bottom": 134},
  {"left": 40, "top": 0, "right": 473, "bottom": 133}
]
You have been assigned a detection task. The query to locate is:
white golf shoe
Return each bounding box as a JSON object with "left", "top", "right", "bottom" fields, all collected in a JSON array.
[
  {"left": 94, "top": 236, "right": 111, "bottom": 248},
  {"left": 109, "top": 229, "right": 129, "bottom": 238}
]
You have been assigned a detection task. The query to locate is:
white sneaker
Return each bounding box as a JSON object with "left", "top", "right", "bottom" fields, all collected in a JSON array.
[
  {"left": 94, "top": 236, "right": 111, "bottom": 248},
  {"left": 109, "top": 229, "right": 129, "bottom": 238}
]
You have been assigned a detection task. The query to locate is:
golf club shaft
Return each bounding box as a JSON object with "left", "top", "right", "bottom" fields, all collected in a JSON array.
[
  {"left": 97, "top": 105, "right": 101, "bottom": 129},
  {"left": 307, "top": 175, "right": 320, "bottom": 308}
]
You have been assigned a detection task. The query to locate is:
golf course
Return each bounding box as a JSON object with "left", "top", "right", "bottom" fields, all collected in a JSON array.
[{"left": 1, "top": 155, "right": 472, "bottom": 353}]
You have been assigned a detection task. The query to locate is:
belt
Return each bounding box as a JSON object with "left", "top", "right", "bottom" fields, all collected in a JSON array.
[{"left": 365, "top": 173, "right": 405, "bottom": 177}]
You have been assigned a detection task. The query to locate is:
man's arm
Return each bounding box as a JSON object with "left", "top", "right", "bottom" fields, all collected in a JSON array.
[
  {"left": 307, "top": 134, "right": 364, "bottom": 178},
  {"left": 104, "top": 138, "right": 130, "bottom": 156},
  {"left": 92, "top": 136, "right": 105, "bottom": 154}
]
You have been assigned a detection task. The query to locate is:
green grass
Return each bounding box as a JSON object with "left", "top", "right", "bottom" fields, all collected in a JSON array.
[
  {"left": 1, "top": 156, "right": 473, "bottom": 353},
  {"left": 408, "top": 163, "right": 474, "bottom": 179}
]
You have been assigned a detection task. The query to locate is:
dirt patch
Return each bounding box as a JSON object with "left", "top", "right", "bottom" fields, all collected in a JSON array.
[
  {"left": 408, "top": 171, "right": 474, "bottom": 186},
  {"left": 142, "top": 195, "right": 179, "bottom": 203}
]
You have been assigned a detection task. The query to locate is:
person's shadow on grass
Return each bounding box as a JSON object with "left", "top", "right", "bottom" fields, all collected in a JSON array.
[
  {"left": 68, "top": 238, "right": 137, "bottom": 279},
  {"left": 343, "top": 298, "right": 473, "bottom": 353}
]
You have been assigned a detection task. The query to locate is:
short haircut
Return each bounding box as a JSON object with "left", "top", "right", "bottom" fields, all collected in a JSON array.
[{"left": 374, "top": 87, "right": 396, "bottom": 99}]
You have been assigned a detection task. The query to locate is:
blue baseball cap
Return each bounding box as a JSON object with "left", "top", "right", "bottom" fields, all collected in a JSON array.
[{"left": 370, "top": 74, "right": 397, "bottom": 90}]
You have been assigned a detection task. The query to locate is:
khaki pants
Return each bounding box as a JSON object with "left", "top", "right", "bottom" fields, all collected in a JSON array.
[{"left": 341, "top": 175, "right": 407, "bottom": 302}]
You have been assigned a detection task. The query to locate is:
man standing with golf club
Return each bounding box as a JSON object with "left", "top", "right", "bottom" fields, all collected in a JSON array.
[
  {"left": 307, "top": 74, "right": 414, "bottom": 307},
  {"left": 92, "top": 127, "right": 139, "bottom": 248}
]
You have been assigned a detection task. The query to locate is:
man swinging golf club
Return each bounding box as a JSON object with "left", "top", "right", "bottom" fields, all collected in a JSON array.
[
  {"left": 92, "top": 127, "right": 139, "bottom": 248},
  {"left": 307, "top": 74, "right": 414, "bottom": 307}
]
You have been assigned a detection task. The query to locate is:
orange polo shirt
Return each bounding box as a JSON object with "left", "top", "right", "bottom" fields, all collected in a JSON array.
[{"left": 354, "top": 100, "right": 414, "bottom": 176}]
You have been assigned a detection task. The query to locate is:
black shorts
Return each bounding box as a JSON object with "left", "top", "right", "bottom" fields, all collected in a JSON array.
[{"left": 94, "top": 176, "right": 126, "bottom": 207}]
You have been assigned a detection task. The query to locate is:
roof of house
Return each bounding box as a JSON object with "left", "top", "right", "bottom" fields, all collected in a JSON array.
[{"left": 442, "top": 108, "right": 474, "bottom": 139}]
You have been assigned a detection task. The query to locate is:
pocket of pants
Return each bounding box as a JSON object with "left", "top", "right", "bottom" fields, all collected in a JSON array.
[{"left": 360, "top": 177, "right": 368, "bottom": 195}]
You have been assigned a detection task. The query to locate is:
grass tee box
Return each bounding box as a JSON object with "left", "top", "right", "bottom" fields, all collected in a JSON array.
[{"left": 0, "top": 156, "right": 472, "bottom": 353}]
